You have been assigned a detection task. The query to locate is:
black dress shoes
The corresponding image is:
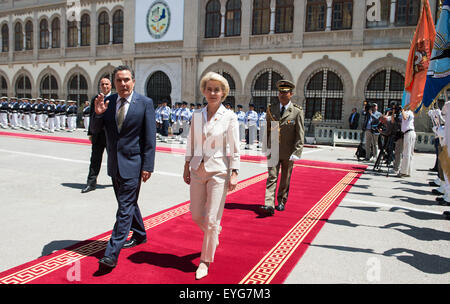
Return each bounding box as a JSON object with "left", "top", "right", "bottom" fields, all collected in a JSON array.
[
  {"left": 98, "top": 256, "right": 116, "bottom": 268},
  {"left": 258, "top": 206, "right": 275, "bottom": 217},
  {"left": 276, "top": 203, "right": 285, "bottom": 211},
  {"left": 81, "top": 185, "right": 96, "bottom": 193},
  {"left": 123, "top": 238, "right": 147, "bottom": 249},
  {"left": 444, "top": 211, "right": 450, "bottom": 220}
]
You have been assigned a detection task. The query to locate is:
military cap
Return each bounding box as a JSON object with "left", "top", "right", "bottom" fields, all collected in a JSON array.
[
  {"left": 249, "top": 103, "right": 255, "bottom": 108},
  {"left": 1, "top": 96, "right": 7, "bottom": 100},
  {"left": 182, "top": 101, "right": 188, "bottom": 105},
  {"left": 196, "top": 103, "right": 202, "bottom": 107},
  {"left": 237, "top": 104, "right": 243, "bottom": 108},
  {"left": 276, "top": 80, "right": 295, "bottom": 92}
]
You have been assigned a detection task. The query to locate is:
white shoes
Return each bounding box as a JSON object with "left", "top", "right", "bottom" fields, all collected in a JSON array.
[{"left": 195, "top": 261, "right": 209, "bottom": 280}]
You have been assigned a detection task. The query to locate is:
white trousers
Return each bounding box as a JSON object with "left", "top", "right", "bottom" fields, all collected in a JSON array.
[
  {"left": 61, "top": 116, "right": 66, "bottom": 129},
  {"left": 0, "top": 113, "right": 7, "bottom": 127},
  {"left": 400, "top": 131, "right": 416, "bottom": 176},
  {"left": 189, "top": 163, "right": 229, "bottom": 263},
  {"left": 248, "top": 124, "right": 257, "bottom": 144},
  {"left": 83, "top": 117, "right": 90, "bottom": 130},
  {"left": 48, "top": 117, "right": 55, "bottom": 132},
  {"left": 23, "top": 114, "right": 30, "bottom": 129},
  {"left": 238, "top": 122, "right": 246, "bottom": 142},
  {"left": 11, "top": 113, "right": 18, "bottom": 128},
  {"left": 55, "top": 115, "right": 60, "bottom": 129}
]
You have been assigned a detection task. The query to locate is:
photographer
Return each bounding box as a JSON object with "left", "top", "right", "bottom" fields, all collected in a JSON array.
[
  {"left": 390, "top": 103, "right": 404, "bottom": 174},
  {"left": 397, "top": 107, "right": 416, "bottom": 178},
  {"left": 362, "top": 103, "right": 380, "bottom": 161}
]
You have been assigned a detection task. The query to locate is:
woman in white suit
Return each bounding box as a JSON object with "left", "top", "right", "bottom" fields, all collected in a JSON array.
[{"left": 183, "top": 72, "right": 240, "bottom": 280}]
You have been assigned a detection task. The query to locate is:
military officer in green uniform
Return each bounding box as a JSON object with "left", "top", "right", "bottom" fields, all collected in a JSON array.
[{"left": 259, "top": 80, "right": 305, "bottom": 216}]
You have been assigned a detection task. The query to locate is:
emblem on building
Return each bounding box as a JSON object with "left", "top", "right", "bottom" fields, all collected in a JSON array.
[{"left": 147, "top": 1, "right": 171, "bottom": 39}]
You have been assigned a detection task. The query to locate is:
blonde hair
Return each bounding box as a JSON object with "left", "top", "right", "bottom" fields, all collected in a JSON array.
[{"left": 200, "top": 72, "right": 230, "bottom": 102}]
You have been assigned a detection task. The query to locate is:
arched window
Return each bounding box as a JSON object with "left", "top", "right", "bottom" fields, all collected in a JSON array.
[
  {"left": 67, "top": 20, "right": 78, "bottom": 47},
  {"left": 113, "top": 10, "right": 124, "bottom": 44},
  {"left": 14, "top": 23, "right": 23, "bottom": 51},
  {"left": 98, "top": 11, "right": 110, "bottom": 45},
  {"left": 51, "top": 18, "right": 60, "bottom": 48},
  {"left": 396, "top": 0, "right": 420, "bottom": 26},
  {"left": 306, "top": 0, "right": 326, "bottom": 32},
  {"left": 40, "top": 19, "right": 49, "bottom": 49},
  {"left": 67, "top": 73, "right": 89, "bottom": 105},
  {"left": 304, "top": 69, "right": 344, "bottom": 121},
  {"left": 80, "top": 14, "right": 90, "bottom": 46},
  {"left": 0, "top": 76, "right": 7, "bottom": 96},
  {"left": 146, "top": 71, "right": 172, "bottom": 106},
  {"left": 16, "top": 75, "right": 32, "bottom": 98},
  {"left": 40, "top": 74, "right": 59, "bottom": 99},
  {"left": 365, "top": 69, "right": 404, "bottom": 112},
  {"left": 332, "top": 0, "right": 352, "bottom": 30},
  {"left": 25, "top": 21, "right": 33, "bottom": 50},
  {"left": 1, "top": 24, "right": 8, "bottom": 52},
  {"left": 252, "top": 0, "right": 271, "bottom": 35},
  {"left": 205, "top": 0, "right": 221, "bottom": 38},
  {"left": 275, "top": 0, "right": 294, "bottom": 33},
  {"left": 225, "top": 0, "right": 241, "bottom": 37},
  {"left": 252, "top": 69, "right": 283, "bottom": 110}
]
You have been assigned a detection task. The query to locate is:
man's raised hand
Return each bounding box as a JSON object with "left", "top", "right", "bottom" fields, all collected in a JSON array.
[{"left": 94, "top": 93, "right": 109, "bottom": 115}]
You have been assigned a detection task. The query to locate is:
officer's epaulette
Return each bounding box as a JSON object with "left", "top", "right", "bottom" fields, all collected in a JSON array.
[{"left": 293, "top": 103, "right": 303, "bottom": 111}]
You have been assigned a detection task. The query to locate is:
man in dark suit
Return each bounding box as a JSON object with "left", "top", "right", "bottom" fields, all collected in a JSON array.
[
  {"left": 81, "top": 77, "right": 112, "bottom": 193},
  {"left": 91, "top": 65, "right": 156, "bottom": 269},
  {"left": 348, "top": 107, "right": 360, "bottom": 129}
]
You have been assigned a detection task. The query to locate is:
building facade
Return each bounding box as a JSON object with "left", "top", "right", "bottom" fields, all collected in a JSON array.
[{"left": 0, "top": 0, "right": 445, "bottom": 130}]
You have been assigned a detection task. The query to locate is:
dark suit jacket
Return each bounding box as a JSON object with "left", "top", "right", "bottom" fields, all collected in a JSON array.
[
  {"left": 348, "top": 112, "right": 360, "bottom": 129},
  {"left": 90, "top": 92, "right": 156, "bottom": 179}
]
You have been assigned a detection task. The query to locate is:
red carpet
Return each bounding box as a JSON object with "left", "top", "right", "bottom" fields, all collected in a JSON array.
[
  {"left": 0, "top": 131, "right": 316, "bottom": 160},
  {"left": 0, "top": 160, "right": 366, "bottom": 284}
]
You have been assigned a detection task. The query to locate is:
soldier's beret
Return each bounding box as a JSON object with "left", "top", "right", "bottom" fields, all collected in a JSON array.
[
  {"left": 237, "top": 104, "right": 243, "bottom": 108},
  {"left": 249, "top": 103, "right": 255, "bottom": 107},
  {"left": 182, "top": 101, "right": 188, "bottom": 105},
  {"left": 276, "top": 80, "right": 295, "bottom": 92}
]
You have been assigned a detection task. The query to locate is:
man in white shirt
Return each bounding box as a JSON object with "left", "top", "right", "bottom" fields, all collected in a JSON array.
[{"left": 397, "top": 108, "right": 416, "bottom": 177}]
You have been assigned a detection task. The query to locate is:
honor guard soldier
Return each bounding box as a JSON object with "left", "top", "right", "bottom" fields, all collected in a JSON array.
[
  {"left": 22, "top": 98, "right": 31, "bottom": 131},
  {"left": 54, "top": 100, "right": 61, "bottom": 131},
  {"left": 82, "top": 101, "right": 90, "bottom": 131},
  {"left": 160, "top": 99, "right": 171, "bottom": 142},
  {"left": 10, "top": 97, "right": 19, "bottom": 129},
  {"left": 195, "top": 103, "right": 202, "bottom": 110},
  {"left": 42, "top": 99, "right": 49, "bottom": 131},
  {"left": 189, "top": 103, "right": 195, "bottom": 115},
  {"left": 30, "top": 99, "right": 37, "bottom": 129},
  {"left": 46, "top": 99, "right": 57, "bottom": 132},
  {"left": 179, "top": 101, "right": 191, "bottom": 144},
  {"left": 59, "top": 100, "right": 67, "bottom": 130},
  {"left": 259, "top": 80, "right": 305, "bottom": 216},
  {"left": 245, "top": 103, "right": 258, "bottom": 149},
  {"left": 0, "top": 96, "right": 8, "bottom": 128},
  {"left": 66, "top": 100, "right": 77, "bottom": 132},
  {"left": 155, "top": 100, "right": 162, "bottom": 139},
  {"left": 35, "top": 98, "right": 44, "bottom": 131},
  {"left": 258, "top": 106, "right": 267, "bottom": 148},
  {"left": 236, "top": 105, "right": 246, "bottom": 143}
]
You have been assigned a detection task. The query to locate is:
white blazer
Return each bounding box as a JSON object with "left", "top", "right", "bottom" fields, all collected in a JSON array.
[{"left": 185, "top": 104, "right": 240, "bottom": 172}]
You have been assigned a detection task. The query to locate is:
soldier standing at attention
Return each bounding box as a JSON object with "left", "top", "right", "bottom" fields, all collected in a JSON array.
[{"left": 258, "top": 80, "right": 305, "bottom": 217}]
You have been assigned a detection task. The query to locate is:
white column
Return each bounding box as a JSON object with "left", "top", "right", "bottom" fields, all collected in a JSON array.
[
  {"left": 269, "top": 0, "right": 276, "bottom": 34},
  {"left": 78, "top": 21, "right": 81, "bottom": 46},
  {"left": 326, "top": 0, "right": 333, "bottom": 31},
  {"left": 220, "top": 6, "right": 225, "bottom": 37},
  {"left": 390, "top": 0, "right": 397, "bottom": 26}
]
